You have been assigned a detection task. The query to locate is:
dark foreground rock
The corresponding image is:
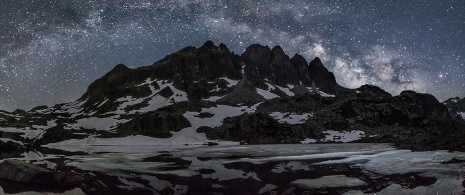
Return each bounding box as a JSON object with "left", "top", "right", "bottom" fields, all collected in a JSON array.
[
  {"left": 0, "top": 140, "right": 24, "bottom": 153},
  {"left": 0, "top": 159, "right": 84, "bottom": 188}
]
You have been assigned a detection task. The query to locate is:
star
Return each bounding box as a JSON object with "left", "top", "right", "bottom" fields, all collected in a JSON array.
[{"left": 0, "top": 0, "right": 464, "bottom": 110}]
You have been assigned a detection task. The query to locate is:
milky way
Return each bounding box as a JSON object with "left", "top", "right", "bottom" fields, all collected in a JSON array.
[{"left": 1, "top": 0, "right": 464, "bottom": 111}]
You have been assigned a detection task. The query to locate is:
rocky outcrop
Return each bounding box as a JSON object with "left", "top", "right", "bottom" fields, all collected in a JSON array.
[
  {"left": 0, "top": 159, "right": 84, "bottom": 188},
  {"left": 117, "top": 112, "right": 191, "bottom": 138},
  {"left": 200, "top": 113, "right": 311, "bottom": 144},
  {"left": 356, "top": 85, "right": 392, "bottom": 101},
  {"left": 338, "top": 90, "right": 461, "bottom": 130}
]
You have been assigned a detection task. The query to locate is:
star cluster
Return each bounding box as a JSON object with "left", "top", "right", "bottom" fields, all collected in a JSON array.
[{"left": 1, "top": 0, "right": 464, "bottom": 111}]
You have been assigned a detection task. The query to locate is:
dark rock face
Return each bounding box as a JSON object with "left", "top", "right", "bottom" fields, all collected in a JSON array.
[
  {"left": 308, "top": 57, "right": 340, "bottom": 93},
  {"left": 118, "top": 112, "right": 191, "bottom": 138},
  {"left": 152, "top": 40, "right": 242, "bottom": 92},
  {"left": 242, "top": 45, "right": 300, "bottom": 86},
  {"left": 339, "top": 91, "right": 460, "bottom": 129},
  {"left": 0, "top": 160, "right": 84, "bottom": 188},
  {"left": 157, "top": 86, "right": 174, "bottom": 98},
  {"left": 291, "top": 54, "right": 312, "bottom": 85},
  {"left": 397, "top": 91, "right": 453, "bottom": 122},
  {"left": 201, "top": 113, "right": 311, "bottom": 144},
  {"left": 79, "top": 63, "right": 153, "bottom": 113}
]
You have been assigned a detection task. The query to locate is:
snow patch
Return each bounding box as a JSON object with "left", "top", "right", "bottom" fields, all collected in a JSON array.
[
  {"left": 182, "top": 157, "right": 260, "bottom": 181},
  {"left": 134, "top": 95, "right": 170, "bottom": 113},
  {"left": 0, "top": 187, "right": 85, "bottom": 195},
  {"left": 459, "top": 112, "right": 465, "bottom": 119},
  {"left": 259, "top": 184, "right": 277, "bottom": 194},
  {"left": 135, "top": 78, "right": 154, "bottom": 87},
  {"left": 184, "top": 104, "right": 260, "bottom": 129},
  {"left": 130, "top": 79, "right": 189, "bottom": 114},
  {"left": 221, "top": 77, "right": 239, "bottom": 87},
  {"left": 0, "top": 127, "right": 43, "bottom": 140},
  {"left": 96, "top": 99, "right": 109, "bottom": 108},
  {"left": 344, "top": 178, "right": 464, "bottom": 195},
  {"left": 203, "top": 96, "right": 225, "bottom": 102},
  {"left": 31, "top": 120, "right": 57, "bottom": 140},
  {"left": 300, "top": 130, "right": 365, "bottom": 144},
  {"left": 322, "top": 130, "right": 365, "bottom": 143},
  {"left": 272, "top": 161, "right": 311, "bottom": 173},
  {"left": 111, "top": 96, "right": 144, "bottom": 114},
  {"left": 276, "top": 85, "right": 295, "bottom": 96},
  {"left": 320, "top": 91, "right": 336, "bottom": 97},
  {"left": 292, "top": 175, "right": 367, "bottom": 188},
  {"left": 67, "top": 116, "right": 128, "bottom": 131},
  {"left": 306, "top": 87, "right": 336, "bottom": 97},
  {"left": 0, "top": 138, "right": 24, "bottom": 145},
  {"left": 269, "top": 112, "right": 311, "bottom": 124},
  {"left": 0, "top": 111, "right": 23, "bottom": 118},
  {"left": 300, "top": 138, "right": 317, "bottom": 144},
  {"left": 45, "top": 103, "right": 262, "bottom": 152},
  {"left": 57, "top": 100, "right": 87, "bottom": 116},
  {"left": 256, "top": 83, "right": 279, "bottom": 99}
]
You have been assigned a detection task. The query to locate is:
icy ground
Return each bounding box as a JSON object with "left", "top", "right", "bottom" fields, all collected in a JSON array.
[{"left": 1, "top": 143, "right": 465, "bottom": 194}]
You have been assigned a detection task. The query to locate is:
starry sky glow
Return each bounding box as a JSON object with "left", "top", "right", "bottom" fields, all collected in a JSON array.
[{"left": 1, "top": 0, "right": 464, "bottom": 111}]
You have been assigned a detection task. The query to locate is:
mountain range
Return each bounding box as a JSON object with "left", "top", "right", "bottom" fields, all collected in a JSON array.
[{"left": 2, "top": 40, "right": 465, "bottom": 156}]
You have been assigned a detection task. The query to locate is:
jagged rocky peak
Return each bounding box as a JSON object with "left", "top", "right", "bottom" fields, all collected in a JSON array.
[
  {"left": 291, "top": 54, "right": 312, "bottom": 85},
  {"left": 76, "top": 41, "right": 348, "bottom": 113},
  {"left": 152, "top": 40, "right": 242, "bottom": 81},
  {"left": 308, "top": 57, "right": 340, "bottom": 93},
  {"left": 242, "top": 44, "right": 299, "bottom": 85},
  {"left": 241, "top": 44, "right": 343, "bottom": 94}
]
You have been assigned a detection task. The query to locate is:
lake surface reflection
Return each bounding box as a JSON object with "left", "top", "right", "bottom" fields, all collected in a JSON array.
[{"left": 1, "top": 143, "right": 465, "bottom": 194}]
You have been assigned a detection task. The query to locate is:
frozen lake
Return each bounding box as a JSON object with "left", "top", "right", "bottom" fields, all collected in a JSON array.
[{"left": 1, "top": 143, "right": 465, "bottom": 194}]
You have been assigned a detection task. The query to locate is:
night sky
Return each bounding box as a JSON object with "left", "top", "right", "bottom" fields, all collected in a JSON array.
[{"left": 1, "top": 0, "right": 464, "bottom": 111}]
